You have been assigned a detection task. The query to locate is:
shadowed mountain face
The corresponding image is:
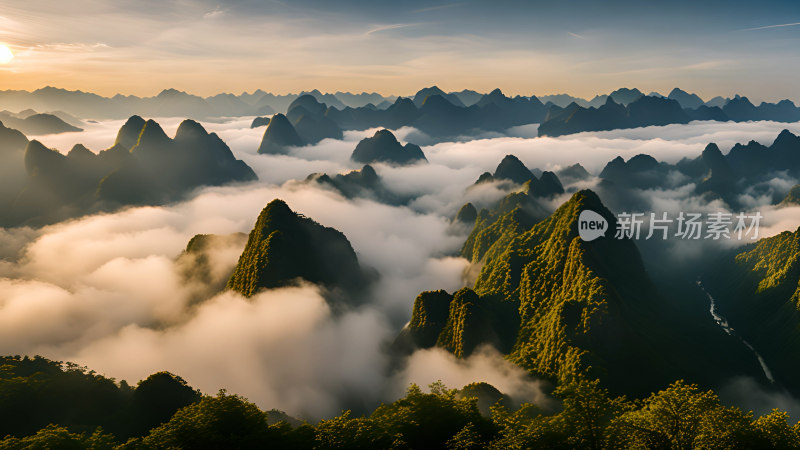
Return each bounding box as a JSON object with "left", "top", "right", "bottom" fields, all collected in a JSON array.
[
  {"left": 668, "top": 88, "right": 705, "bottom": 109},
  {"left": 351, "top": 129, "right": 426, "bottom": 165},
  {"left": 227, "top": 199, "right": 370, "bottom": 305},
  {"left": 538, "top": 94, "right": 800, "bottom": 137},
  {"left": 406, "top": 190, "right": 764, "bottom": 396},
  {"left": 608, "top": 87, "right": 644, "bottom": 105},
  {"left": 305, "top": 165, "right": 405, "bottom": 205},
  {"left": 2, "top": 87, "right": 799, "bottom": 141},
  {"left": 3, "top": 116, "right": 256, "bottom": 227},
  {"left": 255, "top": 96, "right": 343, "bottom": 153},
  {"left": 0, "top": 121, "right": 30, "bottom": 213},
  {"left": 492, "top": 154, "right": 535, "bottom": 184},
  {"left": 783, "top": 184, "right": 800, "bottom": 206},
  {"left": 286, "top": 95, "right": 343, "bottom": 143},
  {"left": 0, "top": 111, "right": 82, "bottom": 135},
  {"left": 250, "top": 116, "right": 270, "bottom": 128},
  {"left": 412, "top": 86, "right": 466, "bottom": 108},
  {"left": 703, "top": 227, "right": 800, "bottom": 393},
  {"left": 556, "top": 163, "right": 591, "bottom": 183},
  {"left": 597, "top": 129, "right": 800, "bottom": 210},
  {"left": 453, "top": 202, "right": 478, "bottom": 225},
  {"left": 539, "top": 96, "right": 690, "bottom": 137},
  {"left": 257, "top": 113, "right": 304, "bottom": 154},
  {"left": 474, "top": 154, "right": 564, "bottom": 198},
  {"left": 325, "top": 89, "right": 547, "bottom": 140}
]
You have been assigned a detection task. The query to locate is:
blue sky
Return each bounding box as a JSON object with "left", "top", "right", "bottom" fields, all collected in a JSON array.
[{"left": 0, "top": 0, "right": 797, "bottom": 101}]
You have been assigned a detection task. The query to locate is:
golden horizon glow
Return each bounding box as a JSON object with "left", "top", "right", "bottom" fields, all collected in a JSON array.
[{"left": 0, "top": 45, "right": 14, "bottom": 64}]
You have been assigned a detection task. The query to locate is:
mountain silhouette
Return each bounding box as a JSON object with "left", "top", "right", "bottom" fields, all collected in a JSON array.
[
  {"left": 250, "top": 116, "right": 270, "bottom": 128},
  {"left": 257, "top": 113, "right": 304, "bottom": 154},
  {"left": 0, "top": 111, "right": 81, "bottom": 135},
  {"left": 668, "top": 88, "right": 705, "bottom": 109},
  {"left": 305, "top": 165, "right": 403, "bottom": 205},
  {"left": 5, "top": 117, "right": 256, "bottom": 226},
  {"left": 351, "top": 129, "right": 426, "bottom": 165},
  {"left": 412, "top": 86, "right": 465, "bottom": 107}
]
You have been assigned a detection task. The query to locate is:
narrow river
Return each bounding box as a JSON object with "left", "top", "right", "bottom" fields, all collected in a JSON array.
[{"left": 696, "top": 280, "right": 775, "bottom": 383}]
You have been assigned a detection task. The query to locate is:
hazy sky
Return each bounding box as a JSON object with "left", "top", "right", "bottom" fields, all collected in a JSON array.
[{"left": 0, "top": 0, "right": 798, "bottom": 101}]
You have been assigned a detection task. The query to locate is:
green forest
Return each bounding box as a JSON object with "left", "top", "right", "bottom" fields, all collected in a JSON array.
[{"left": 2, "top": 355, "right": 800, "bottom": 449}]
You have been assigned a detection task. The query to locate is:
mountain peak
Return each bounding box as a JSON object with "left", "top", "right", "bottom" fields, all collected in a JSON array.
[
  {"left": 494, "top": 154, "right": 534, "bottom": 184},
  {"left": 702, "top": 142, "right": 723, "bottom": 158},
  {"left": 351, "top": 129, "right": 426, "bottom": 165},
  {"left": 227, "top": 199, "right": 368, "bottom": 301},
  {"left": 257, "top": 113, "right": 304, "bottom": 154},
  {"left": 174, "top": 119, "right": 209, "bottom": 141},
  {"left": 115, "top": 115, "right": 146, "bottom": 149},
  {"left": 288, "top": 94, "right": 326, "bottom": 116},
  {"left": 773, "top": 129, "right": 799, "bottom": 147},
  {"left": 136, "top": 119, "right": 171, "bottom": 147},
  {"left": 66, "top": 144, "right": 94, "bottom": 159},
  {"left": 157, "top": 88, "right": 190, "bottom": 98}
]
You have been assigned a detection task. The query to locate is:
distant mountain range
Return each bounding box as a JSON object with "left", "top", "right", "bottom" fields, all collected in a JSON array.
[
  {"left": 3, "top": 86, "right": 796, "bottom": 139},
  {"left": 0, "top": 110, "right": 82, "bottom": 135},
  {"left": 0, "top": 87, "right": 396, "bottom": 121},
  {"left": 596, "top": 129, "right": 800, "bottom": 211}
]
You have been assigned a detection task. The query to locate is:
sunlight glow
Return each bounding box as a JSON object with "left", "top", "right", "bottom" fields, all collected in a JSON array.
[{"left": 0, "top": 45, "right": 14, "bottom": 64}]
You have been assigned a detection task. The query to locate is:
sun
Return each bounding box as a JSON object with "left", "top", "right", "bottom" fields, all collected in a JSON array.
[{"left": 0, "top": 45, "right": 14, "bottom": 64}]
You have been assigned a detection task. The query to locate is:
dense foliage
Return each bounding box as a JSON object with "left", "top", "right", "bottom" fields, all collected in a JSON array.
[
  {"left": 3, "top": 356, "right": 800, "bottom": 449},
  {"left": 0, "top": 356, "right": 199, "bottom": 441},
  {"left": 420, "top": 189, "right": 764, "bottom": 396}
]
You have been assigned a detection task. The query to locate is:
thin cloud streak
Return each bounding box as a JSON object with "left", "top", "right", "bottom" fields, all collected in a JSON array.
[
  {"left": 365, "top": 23, "right": 419, "bottom": 35},
  {"left": 739, "top": 21, "right": 800, "bottom": 31}
]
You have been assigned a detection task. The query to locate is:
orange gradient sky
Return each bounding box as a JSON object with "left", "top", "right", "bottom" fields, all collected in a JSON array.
[{"left": 0, "top": 1, "right": 798, "bottom": 101}]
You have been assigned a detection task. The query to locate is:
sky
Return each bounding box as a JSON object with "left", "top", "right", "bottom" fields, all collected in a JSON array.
[{"left": 0, "top": 1, "right": 798, "bottom": 102}]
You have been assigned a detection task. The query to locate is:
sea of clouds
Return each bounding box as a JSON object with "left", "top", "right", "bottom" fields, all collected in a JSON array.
[{"left": 3, "top": 117, "right": 798, "bottom": 419}]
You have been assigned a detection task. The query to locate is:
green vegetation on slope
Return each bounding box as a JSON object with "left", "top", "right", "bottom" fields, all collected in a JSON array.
[
  {"left": 227, "top": 199, "right": 369, "bottom": 303},
  {"left": 419, "top": 189, "right": 764, "bottom": 396},
  {"left": 704, "top": 226, "right": 800, "bottom": 392}
]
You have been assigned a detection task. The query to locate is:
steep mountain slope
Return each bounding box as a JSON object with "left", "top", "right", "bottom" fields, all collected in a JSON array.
[
  {"left": 0, "top": 121, "right": 30, "bottom": 218},
  {"left": 782, "top": 184, "right": 800, "bottom": 206},
  {"left": 703, "top": 227, "right": 800, "bottom": 393},
  {"left": 257, "top": 113, "right": 304, "bottom": 154},
  {"left": 413, "top": 190, "right": 763, "bottom": 396},
  {"left": 227, "top": 199, "right": 370, "bottom": 304}
]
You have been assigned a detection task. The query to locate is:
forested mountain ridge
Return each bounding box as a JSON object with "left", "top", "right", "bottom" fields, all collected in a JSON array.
[
  {"left": 227, "top": 199, "right": 371, "bottom": 304},
  {"left": 410, "top": 189, "right": 765, "bottom": 396},
  {"left": 703, "top": 226, "right": 800, "bottom": 393}
]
